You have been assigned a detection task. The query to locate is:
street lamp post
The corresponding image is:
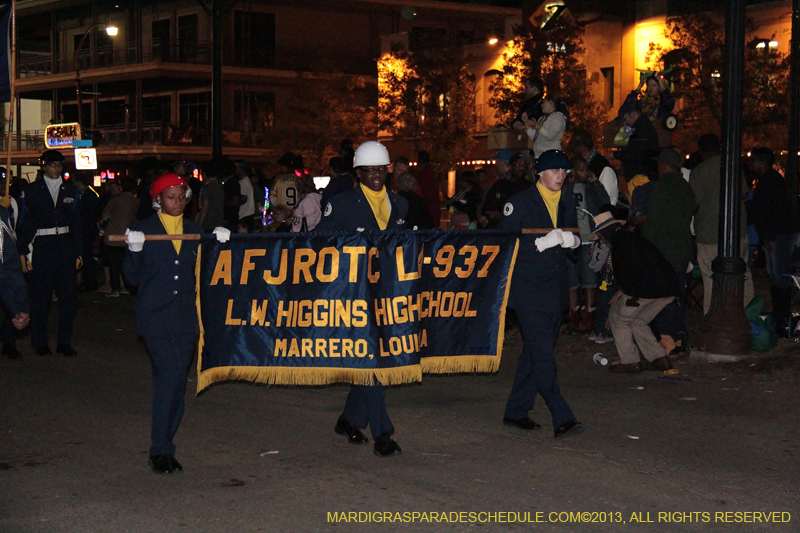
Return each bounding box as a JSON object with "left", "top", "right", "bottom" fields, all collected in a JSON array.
[{"left": 74, "top": 24, "right": 117, "bottom": 128}]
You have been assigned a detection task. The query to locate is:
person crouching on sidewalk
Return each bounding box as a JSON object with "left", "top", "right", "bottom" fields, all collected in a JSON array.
[
  {"left": 589, "top": 212, "right": 679, "bottom": 373},
  {"left": 123, "top": 173, "right": 230, "bottom": 474}
]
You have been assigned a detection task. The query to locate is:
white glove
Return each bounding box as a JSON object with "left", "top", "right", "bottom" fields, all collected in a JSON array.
[
  {"left": 560, "top": 231, "right": 581, "bottom": 249},
  {"left": 535, "top": 229, "right": 563, "bottom": 252},
  {"left": 213, "top": 227, "right": 231, "bottom": 243},
  {"left": 125, "top": 229, "right": 145, "bottom": 253}
]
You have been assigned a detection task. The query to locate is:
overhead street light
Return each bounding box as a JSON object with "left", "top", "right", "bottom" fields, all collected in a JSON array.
[{"left": 75, "top": 24, "right": 118, "bottom": 128}]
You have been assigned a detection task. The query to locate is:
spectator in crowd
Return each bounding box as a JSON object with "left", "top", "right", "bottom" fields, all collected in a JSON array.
[
  {"left": 135, "top": 157, "right": 161, "bottom": 221},
  {"left": 289, "top": 173, "right": 322, "bottom": 232},
  {"left": 388, "top": 155, "right": 409, "bottom": 192},
  {"left": 566, "top": 157, "right": 610, "bottom": 333},
  {"left": 73, "top": 174, "right": 100, "bottom": 291},
  {"left": 608, "top": 100, "right": 659, "bottom": 182},
  {"left": 622, "top": 75, "right": 675, "bottom": 123},
  {"left": 322, "top": 157, "right": 356, "bottom": 209},
  {"left": 396, "top": 172, "right": 434, "bottom": 229},
  {"left": 416, "top": 150, "right": 442, "bottom": 228},
  {"left": 512, "top": 76, "right": 544, "bottom": 130},
  {"left": 526, "top": 94, "right": 567, "bottom": 159},
  {"left": 591, "top": 212, "right": 679, "bottom": 373},
  {"left": 123, "top": 172, "right": 230, "bottom": 474},
  {"left": 340, "top": 139, "right": 355, "bottom": 173},
  {"left": 316, "top": 140, "right": 406, "bottom": 458},
  {"left": 16, "top": 149, "right": 82, "bottom": 357},
  {"left": 196, "top": 160, "right": 226, "bottom": 232},
  {"left": 100, "top": 178, "right": 139, "bottom": 297},
  {"left": 494, "top": 149, "right": 513, "bottom": 181},
  {"left": 499, "top": 149, "right": 583, "bottom": 438},
  {"left": 569, "top": 129, "right": 619, "bottom": 206},
  {"left": 690, "top": 133, "right": 754, "bottom": 315},
  {"left": 480, "top": 154, "right": 532, "bottom": 228},
  {"left": 270, "top": 152, "right": 302, "bottom": 228},
  {"left": 235, "top": 160, "right": 256, "bottom": 231},
  {"left": 588, "top": 220, "right": 616, "bottom": 345},
  {"left": 642, "top": 148, "right": 696, "bottom": 355},
  {"left": 447, "top": 171, "right": 482, "bottom": 230},
  {"left": 749, "top": 146, "right": 800, "bottom": 334}
]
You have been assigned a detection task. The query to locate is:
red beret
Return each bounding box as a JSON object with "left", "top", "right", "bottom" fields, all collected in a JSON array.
[{"left": 151, "top": 173, "right": 190, "bottom": 201}]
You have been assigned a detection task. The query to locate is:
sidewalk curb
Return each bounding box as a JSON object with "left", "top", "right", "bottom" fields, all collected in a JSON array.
[{"left": 690, "top": 349, "right": 787, "bottom": 363}]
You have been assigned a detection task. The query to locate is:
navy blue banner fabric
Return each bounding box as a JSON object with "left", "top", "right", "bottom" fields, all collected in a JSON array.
[
  {"left": 196, "top": 230, "right": 518, "bottom": 391},
  {"left": 0, "top": 4, "right": 10, "bottom": 103}
]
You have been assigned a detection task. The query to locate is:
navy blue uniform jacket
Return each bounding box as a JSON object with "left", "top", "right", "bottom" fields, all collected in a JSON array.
[
  {"left": 0, "top": 206, "right": 29, "bottom": 316},
  {"left": 316, "top": 186, "right": 408, "bottom": 232},
  {"left": 16, "top": 178, "right": 82, "bottom": 258},
  {"left": 499, "top": 184, "right": 578, "bottom": 314},
  {"left": 123, "top": 214, "right": 203, "bottom": 338}
]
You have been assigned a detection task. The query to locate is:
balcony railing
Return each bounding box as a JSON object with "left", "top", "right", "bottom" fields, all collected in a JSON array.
[
  {"left": 0, "top": 123, "right": 269, "bottom": 150},
  {"left": 16, "top": 38, "right": 213, "bottom": 79}
]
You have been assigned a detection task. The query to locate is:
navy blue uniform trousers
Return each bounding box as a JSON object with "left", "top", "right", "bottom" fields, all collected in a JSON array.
[
  {"left": 504, "top": 310, "right": 575, "bottom": 429},
  {"left": 29, "top": 235, "right": 77, "bottom": 349},
  {"left": 343, "top": 384, "right": 395, "bottom": 440},
  {"left": 145, "top": 333, "right": 196, "bottom": 456}
]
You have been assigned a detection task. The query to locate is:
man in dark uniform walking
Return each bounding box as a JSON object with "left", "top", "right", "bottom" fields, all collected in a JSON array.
[
  {"left": 499, "top": 149, "right": 584, "bottom": 438},
  {"left": 316, "top": 140, "right": 407, "bottom": 457},
  {"left": 16, "top": 150, "right": 82, "bottom": 357}
]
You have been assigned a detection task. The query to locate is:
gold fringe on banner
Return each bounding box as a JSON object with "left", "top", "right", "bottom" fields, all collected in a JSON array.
[
  {"left": 420, "top": 355, "right": 500, "bottom": 374},
  {"left": 196, "top": 364, "right": 422, "bottom": 394}
]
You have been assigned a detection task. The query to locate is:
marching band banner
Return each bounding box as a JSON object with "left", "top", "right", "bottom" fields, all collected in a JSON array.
[{"left": 196, "top": 230, "right": 518, "bottom": 393}]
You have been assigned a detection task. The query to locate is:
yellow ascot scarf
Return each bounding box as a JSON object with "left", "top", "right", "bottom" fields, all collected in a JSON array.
[
  {"left": 360, "top": 184, "right": 390, "bottom": 230},
  {"left": 536, "top": 181, "right": 561, "bottom": 228},
  {"left": 157, "top": 211, "right": 183, "bottom": 254}
]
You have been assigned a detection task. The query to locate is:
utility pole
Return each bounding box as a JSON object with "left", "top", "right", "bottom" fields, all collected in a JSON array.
[
  {"left": 788, "top": 0, "right": 800, "bottom": 214},
  {"left": 706, "top": 0, "right": 750, "bottom": 354},
  {"left": 212, "top": 0, "right": 222, "bottom": 161}
]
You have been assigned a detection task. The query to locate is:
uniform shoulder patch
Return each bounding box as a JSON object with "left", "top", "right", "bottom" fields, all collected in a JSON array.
[
  {"left": 503, "top": 202, "right": 514, "bottom": 216},
  {"left": 324, "top": 203, "right": 332, "bottom": 217}
]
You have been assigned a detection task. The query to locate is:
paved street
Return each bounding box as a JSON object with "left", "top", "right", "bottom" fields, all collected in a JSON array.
[{"left": 1, "top": 291, "right": 799, "bottom": 532}]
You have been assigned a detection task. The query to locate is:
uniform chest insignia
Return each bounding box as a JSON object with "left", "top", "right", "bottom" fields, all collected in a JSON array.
[
  {"left": 324, "top": 203, "right": 332, "bottom": 216},
  {"left": 63, "top": 197, "right": 75, "bottom": 204},
  {"left": 503, "top": 202, "right": 513, "bottom": 216},
  {"left": 396, "top": 218, "right": 405, "bottom": 225}
]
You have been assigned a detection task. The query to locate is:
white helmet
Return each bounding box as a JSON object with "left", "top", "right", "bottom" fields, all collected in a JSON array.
[{"left": 353, "top": 141, "right": 390, "bottom": 168}]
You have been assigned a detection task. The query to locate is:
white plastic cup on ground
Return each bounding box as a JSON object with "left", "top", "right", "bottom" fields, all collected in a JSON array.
[{"left": 593, "top": 353, "right": 608, "bottom": 366}]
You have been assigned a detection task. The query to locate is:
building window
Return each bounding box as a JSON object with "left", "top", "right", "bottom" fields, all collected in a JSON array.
[
  {"left": 178, "top": 14, "right": 199, "bottom": 62},
  {"left": 97, "top": 99, "right": 126, "bottom": 126},
  {"left": 233, "top": 90, "right": 275, "bottom": 132},
  {"left": 234, "top": 11, "right": 275, "bottom": 67},
  {"left": 179, "top": 91, "right": 211, "bottom": 131},
  {"left": 142, "top": 95, "right": 172, "bottom": 124},
  {"left": 601, "top": 67, "right": 614, "bottom": 106}
]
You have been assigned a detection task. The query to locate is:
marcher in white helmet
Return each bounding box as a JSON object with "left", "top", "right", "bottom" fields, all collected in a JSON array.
[{"left": 316, "top": 140, "right": 408, "bottom": 457}]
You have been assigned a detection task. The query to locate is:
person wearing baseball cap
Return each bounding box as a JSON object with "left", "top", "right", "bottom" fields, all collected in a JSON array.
[
  {"left": 498, "top": 149, "right": 584, "bottom": 438},
  {"left": 15, "top": 149, "right": 82, "bottom": 358},
  {"left": 123, "top": 172, "right": 230, "bottom": 474}
]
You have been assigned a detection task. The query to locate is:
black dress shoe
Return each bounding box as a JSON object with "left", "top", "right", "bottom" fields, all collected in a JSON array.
[
  {"left": 373, "top": 435, "right": 402, "bottom": 457},
  {"left": 168, "top": 455, "right": 183, "bottom": 472},
  {"left": 56, "top": 344, "right": 78, "bottom": 357},
  {"left": 503, "top": 416, "right": 541, "bottom": 430},
  {"left": 334, "top": 416, "right": 369, "bottom": 444},
  {"left": 554, "top": 420, "right": 584, "bottom": 439},
  {"left": 149, "top": 454, "right": 173, "bottom": 474},
  {"left": 2, "top": 344, "right": 22, "bottom": 359},
  {"left": 35, "top": 346, "right": 53, "bottom": 356}
]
